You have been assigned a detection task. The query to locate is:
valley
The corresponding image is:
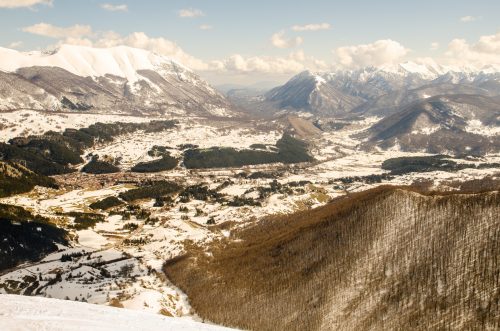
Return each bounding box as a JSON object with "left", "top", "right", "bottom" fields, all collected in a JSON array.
[
  {"left": 0, "top": 43, "right": 499, "bottom": 330},
  {"left": 1, "top": 110, "right": 498, "bottom": 323}
]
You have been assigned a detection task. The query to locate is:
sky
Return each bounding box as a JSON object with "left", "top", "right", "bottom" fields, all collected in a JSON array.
[{"left": 0, "top": 0, "right": 499, "bottom": 85}]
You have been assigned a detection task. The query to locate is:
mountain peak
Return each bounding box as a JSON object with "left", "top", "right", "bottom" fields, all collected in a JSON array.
[
  {"left": 0, "top": 44, "right": 186, "bottom": 82},
  {"left": 0, "top": 44, "right": 231, "bottom": 116},
  {"left": 294, "top": 70, "right": 326, "bottom": 86}
]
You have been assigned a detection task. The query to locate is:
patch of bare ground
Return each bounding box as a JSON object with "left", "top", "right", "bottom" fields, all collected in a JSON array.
[
  {"left": 164, "top": 185, "right": 500, "bottom": 331},
  {"left": 287, "top": 116, "right": 322, "bottom": 139}
]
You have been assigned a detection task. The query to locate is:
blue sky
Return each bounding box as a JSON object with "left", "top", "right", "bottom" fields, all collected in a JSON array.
[{"left": 1, "top": 0, "right": 499, "bottom": 85}]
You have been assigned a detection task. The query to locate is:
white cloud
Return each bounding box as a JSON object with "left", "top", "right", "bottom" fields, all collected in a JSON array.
[
  {"left": 460, "top": 16, "right": 480, "bottom": 23},
  {"left": 22, "top": 23, "right": 93, "bottom": 39},
  {"left": 289, "top": 49, "right": 306, "bottom": 62},
  {"left": 199, "top": 24, "right": 213, "bottom": 30},
  {"left": 430, "top": 42, "right": 439, "bottom": 50},
  {"left": 291, "top": 23, "right": 330, "bottom": 32},
  {"left": 100, "top": 3, "right": 128, "bottom": 12},
  {"left": 95, "top": 32, "right": 210, "bottom": 70},
  {"left": 22, "top": 23, "right": 209, "bottom": 70},
  {"left": 0, "top": 0, "right": 51, "bottom": 8},
  {"left": 271, "top": 30, "right": 303, "bottom": 49},
  {"left": 443, "top": 31, "right": 500, "bottom": 68},
  {"left": 67, "top": 30, "right": 321, "bottom": 74},
  {"left": 21, "top": 22, "right": 328, "bottom": 76},
  {"left": 77, "top": 31, "right": 313, "bottom": 74},
  {"left": 213, "top": 49, "right": 330, "bottom": 74},
  {"left": 7, "top": 41, "right": 23, "bottom": 49},
  {"left": 178, "top": 8, "right": 204, "bottom": 18},
  {"left": 218, "top": 54, "right": 305, "bottom": 74},
  {"left": 334, "top": 39, "right": 409, "bottom": 68}
]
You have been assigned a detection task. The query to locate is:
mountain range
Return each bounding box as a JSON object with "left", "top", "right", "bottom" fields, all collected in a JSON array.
[
  {"left": 238, "top": 63, "right": 500, "bottom": 155},
  {"left": 262, "top": 63, "right": 500, "bottom": 117},
  {"left": 0, "top": 45, "right": 231, "bottom": 116},
  {"left": 361, "top": 94, "right": 500, "bottom": 155},
  {"left": 1, "top": 45, "right": 499, "bottom": 156}
]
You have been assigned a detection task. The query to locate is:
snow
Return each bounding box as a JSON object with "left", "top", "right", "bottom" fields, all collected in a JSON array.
[
  {"left": 316, "top": 60, "right": 500, "bottom": 87},
  {"left": 0, "top": 294, "right": 235, "bottom": 331},
  {"left": 0, "top": 111, "right": 498, "bottom": 327},
  {"left": 0, "top": 110, "right": 152, "bottom": 142},
  {"left": 88, "top": 121, "right": 281, "bottom": 169},
  {"left": 0, "top": 44, "right": 187, "bottom": 83},
  {"left": 314, "top": 74, "right": 326, "bottom": 87},
  {"left": 0, "top": 185, "right": 129, "bottom": 217},
  {"left": 77, "top": 230, "right": 108, "bottom": 249},
  {"left": 465, "top": 119, "right": 500, "bottom": 136},
  {"left": 411, "top": 125, "right": 440, "bottom": 135}
]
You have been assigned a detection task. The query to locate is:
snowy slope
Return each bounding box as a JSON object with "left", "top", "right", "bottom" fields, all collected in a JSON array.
[
  {"left": 265, "top": 70, "right": 364, "bottom": 115},
  {"left": 0, "top": 44, "right": 185, "bottom": 83},
  {"left": 262, "top": 62, "right": 500, "bottom": 117},
  {"left": 0, "top": 294, "right": 236, "bottom": 331},
  {"left": 0, "top": 45, "right": 232, "bottom": 116}
]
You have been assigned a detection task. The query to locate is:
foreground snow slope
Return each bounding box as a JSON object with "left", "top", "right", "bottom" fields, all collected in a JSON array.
[{"left": 0, "top": 295, "right": 236, "bottom": 331}]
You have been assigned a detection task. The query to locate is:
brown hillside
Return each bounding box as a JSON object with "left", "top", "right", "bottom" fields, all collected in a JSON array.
[{"left": 164, "top": 186, "right": 500, "bottom": 331}]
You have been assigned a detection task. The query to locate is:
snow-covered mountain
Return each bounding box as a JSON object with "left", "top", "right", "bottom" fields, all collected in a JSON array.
[
  {"left": 0, "top": 45, "right": 232, "bottom": 116},
  {"left": 263, "top": 62, "right": 500, "bottom": 117},
  {"left": 265, "top": 71, "right": 364, "bottom": 116},
  {"left": 361, "top": 94, "right": 500, "bottom": 155},
  {"left": 0, "top": 294, "right": 236, "bottom": 331}
]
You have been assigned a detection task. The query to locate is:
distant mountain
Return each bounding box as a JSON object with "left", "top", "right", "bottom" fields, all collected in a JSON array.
[
  {"left": 361, "top": 94, "right": 500, "bottom": 155},
  {"left": 265, "top": 71, "right": 364, "bottom": 116},
  {"left": 216, "top": 81, "right": 280, "bottom": 94},
  {"left": 355, "top": 83, "right": 494, "bottom": 116},
  {"left": 0, "top": 45, "right": 233, "bottom": 117},
  {"left": 262, "top": 63, "right": 500, "bottom": 117}
]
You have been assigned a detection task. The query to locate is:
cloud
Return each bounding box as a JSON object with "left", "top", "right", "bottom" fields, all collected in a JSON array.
[
  {"left": 443, "top": 31, "right": 500, "bottom": 68},
  {"left": 334, "top": 39, "right": 409, "bottom": 68},
  {"left": 54, "top": 31, "right": 208, "bottom": 71},
  {"left": 60, "top": 31, "right": 310, "bottom": 74},
  {"left": 7, "top": 41, "right": 23, "bottom": 49},
  {"left": 430, "top": 42, "right": 440, "bottom": 50},
  {"left": 291, "top": 23, "right": 330, "bottom": 32},
  {"left": 56, "top": 30, "right": 320, "bottom": 74},
  {"left": 199, "top": 24, "right": 213, "bottom": 30},
  {"left": 23, "top": 24, "right": 209, "bottom": 70},
  {"left": 217, "top": 54, "right": 306, "bottom": 74},
  {"left": 22, "top": 23, "right": 93, "bottom": 39},
  {"left": 178, "top": 8, "right": 204, "bottom": 18},
  {"left": 97, "top": 32, "right": 318, "bottom": 74},
  {"left": 22, "top": 22, "right": 328, "bottom": 75},
  {"left": 213, "top": 49, "right": 330, "bottom": 74},
  {"left": 271, "top": 30, "right": 303, "bottom": 49},
  {"left": 289, "top": 49, "right": 306, "bottom": 62},
  {"left": 460, "top": 16, "right": 480, "bottom": 23},
  {"left": 0, "top": 0, "right": 51, "bottom": 8},
  {"left": 100, "top": 3, "right": 128, "bottom": 12},
  {"left": 98, "top": 32, "right": 210, "bottom": 70}
]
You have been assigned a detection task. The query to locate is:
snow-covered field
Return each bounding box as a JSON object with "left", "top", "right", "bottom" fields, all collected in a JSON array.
[
  {"left": 88, "top": 120, "right": 281, "bottom": 169},
  {"left": 0, "top": 294, "right": 236, "bottom": 331},
  {"left": 0, "top": 110, "right": 152, "bottom": 142}
]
